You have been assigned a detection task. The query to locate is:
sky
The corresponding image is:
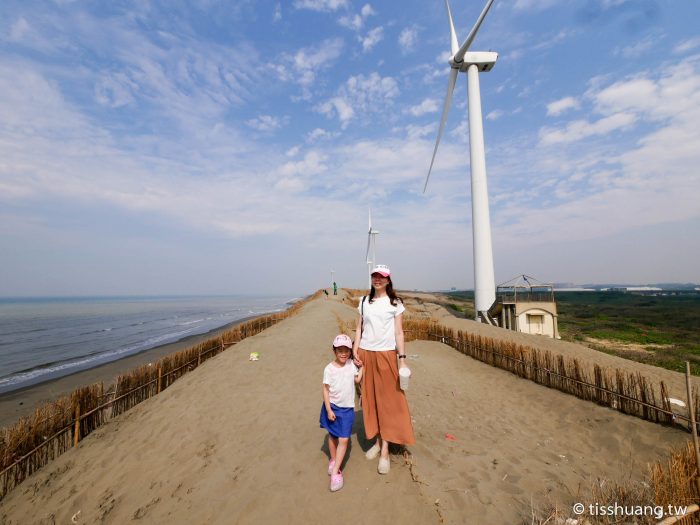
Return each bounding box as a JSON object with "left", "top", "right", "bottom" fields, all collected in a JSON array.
[{"left": 1, "top": 0, "right": 699, "bottom": 297}]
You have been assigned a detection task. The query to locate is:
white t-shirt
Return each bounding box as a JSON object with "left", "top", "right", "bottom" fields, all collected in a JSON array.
[
  {"left": 357, "top": 295, "right": 405, "bottom": 351},
  {"left": 323, "top": 361, "right": 359, "bottom": 408}
]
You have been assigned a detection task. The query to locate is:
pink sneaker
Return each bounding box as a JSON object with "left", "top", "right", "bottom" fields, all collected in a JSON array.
[
  {"left": 330, "top": 472, "right": 344, "bottom": 492},
  {"left": 327, "top": 459, "right": 335, "bottom": 476}
]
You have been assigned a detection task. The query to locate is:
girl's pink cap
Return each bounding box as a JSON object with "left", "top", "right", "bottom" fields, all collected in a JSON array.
[{"left": 333, "top": 334, "right": 353, "bottom": 348}]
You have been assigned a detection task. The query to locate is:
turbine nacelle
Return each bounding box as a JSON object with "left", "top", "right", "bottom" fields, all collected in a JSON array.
[{"left": 449, "top": 51, "right": 498, "bottom": 72}]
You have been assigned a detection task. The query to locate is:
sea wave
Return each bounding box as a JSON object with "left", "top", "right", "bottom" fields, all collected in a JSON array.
[{"left": 0, "top": 327, "right": 197, "bottom": 391}]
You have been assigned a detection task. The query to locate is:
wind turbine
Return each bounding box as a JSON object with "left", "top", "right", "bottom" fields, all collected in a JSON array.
[
  {"left": 365, "top": 208, "right": 379, "bottom": 289},
  {"left": 423, "top": 0, "right": 498, "bottom": 323}
]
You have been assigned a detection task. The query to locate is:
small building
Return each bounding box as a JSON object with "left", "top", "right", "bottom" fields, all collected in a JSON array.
[{"left": 488, "top": 275, "right": 560, "bottom": 339}]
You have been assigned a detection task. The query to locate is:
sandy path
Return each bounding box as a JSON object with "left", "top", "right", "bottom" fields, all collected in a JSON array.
[
  {"left": 405, "top": 339, "right": 687, "bottom": 524},
  {"left": 0, "top": 293, "right": 689, "bottom": 525},
  {"left": 0, "top": 295, "right": 437, "bottom": 525}
]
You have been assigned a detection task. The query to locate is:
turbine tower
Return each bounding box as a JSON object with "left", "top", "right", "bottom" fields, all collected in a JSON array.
[
  {"left": 423, "top": 0, "right": 498, "bottom": 323},
  {"left": 366, "top": 208, "right": 379, "bottom": 289}
]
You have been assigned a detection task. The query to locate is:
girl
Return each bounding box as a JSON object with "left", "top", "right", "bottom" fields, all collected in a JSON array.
[
  {"left": 353, "top": 264, "right": 415, "bottom": 475},
  {"left": 320, "top": 334, "right": 363, "bottom": 492}
]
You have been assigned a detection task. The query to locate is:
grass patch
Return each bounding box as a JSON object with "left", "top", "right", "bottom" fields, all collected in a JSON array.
[
  {"left": 555, "top": 291, "right": 700, "bottom": 374},
  {"left": 445, "top": 290, "right": 700, "bottom": 374}
]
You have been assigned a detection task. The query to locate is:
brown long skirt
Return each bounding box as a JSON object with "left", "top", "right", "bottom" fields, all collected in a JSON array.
[{"left": 359, "top": 348, "right": 415, "bottom": 445}]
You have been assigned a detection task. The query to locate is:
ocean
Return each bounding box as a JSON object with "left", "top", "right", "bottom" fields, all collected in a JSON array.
[{"left": 0, "top": 295, "right": 295, "bottom": 394}]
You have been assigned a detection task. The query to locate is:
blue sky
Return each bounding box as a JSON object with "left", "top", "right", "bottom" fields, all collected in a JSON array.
[{"left": 1, "top": 0, "right": 699, "bottom": 296}]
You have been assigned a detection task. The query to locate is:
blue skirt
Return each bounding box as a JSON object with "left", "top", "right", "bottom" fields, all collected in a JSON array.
[{"left": 320, "top": 403, "right": 355, "bottom": 438}]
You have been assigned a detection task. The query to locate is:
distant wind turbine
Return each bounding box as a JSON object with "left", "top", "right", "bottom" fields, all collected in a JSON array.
[
  {"left": 366, "top": 209, "right": 379, "bottom": 289},
  {"left": 423, "top": 0, "right": 498, "bottom": 323}
]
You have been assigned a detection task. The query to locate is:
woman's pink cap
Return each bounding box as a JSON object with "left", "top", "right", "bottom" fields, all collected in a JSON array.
[
  {"left": 371, "top": 264, "right": 391, "bottom": 277},
  {"left": 333, "top": 334, "right": 353, "bottom": 348}
]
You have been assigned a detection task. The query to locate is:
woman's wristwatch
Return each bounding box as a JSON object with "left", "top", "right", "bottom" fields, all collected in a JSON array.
[{"left": 398, "top": 354, "right": 407, "bottom": 359}]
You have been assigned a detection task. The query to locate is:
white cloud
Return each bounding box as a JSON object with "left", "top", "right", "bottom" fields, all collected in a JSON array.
[
  {"left": 601, "top": 0, "right": 632, "bottom": 8},
  {"left": 273, "top": 3, "right": 282, "bottom": 22},
  {"left": 486, "top": 109, "right": 505, "bottom": 121},
  {"left": 615, "top": 35, "right": 656, "bottom": 59},
  {"left": 306, "top": 128, "right": 338, "bottom": 142},
  {"left": 317, "top": 97, "right": 355, "bottom": 128},
  {"left": 8, "top": 17, "right": 31, "bottom": 41},
  {"left": 276, "top": 39, "right": 343, "bottom": 98},
  {"left": 546, "top": 96, "right": 580, "bottom": 116},
  {"left": 94, "top": 72, "right": 137, "bottom": 108},
  {"left": 338, "top": 14, "right": 363, "bottom": 31},
  {"left": 293, "top": 0, "right": 348, "bottom": 12},
  {"left": 317, "top": 72, "right": 399, "bottom": 128},
  {"left": 338, "top": 3, "right": 374, "bottom": 31},
  {"left": 398, "top": 27, "right": 419, "bottom": 53},
  {"left": 499, "top": 57, "right": 700, "bottom": 254},
  {"left": 360, "top": 27, "right": 383, "bottom": 53},
  {"left": 539, "top": 112, "right": 637, "bottom": 145},
  {"left": 674, "top": 37, "right": 700, "bottom": 54},
  {"left": 361, "top": 4, "right": 375, "bottom": 17},
  {"left": 246, "top": 115, "right": 287, "bottom": 132},
  {"left": 592, "top": 77, "right": 660, "bottom": 117},
  {"left": 405, "top": 98, "right": 439, "bottom": 117},
  {"left": 513, "top": 0, "right": 557, "bottom": 11},
  {"left": 402, "top": 123, "right": 436, "bottom": 141}
]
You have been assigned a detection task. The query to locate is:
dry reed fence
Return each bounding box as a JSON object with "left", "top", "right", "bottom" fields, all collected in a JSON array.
[{"left": 0, "top": 291, "right": 322, "bottom": 501}]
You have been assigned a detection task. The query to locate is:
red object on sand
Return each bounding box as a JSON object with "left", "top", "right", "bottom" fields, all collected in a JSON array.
[{"left": 445, "top": 433, "right": 457, "bottom": 441}]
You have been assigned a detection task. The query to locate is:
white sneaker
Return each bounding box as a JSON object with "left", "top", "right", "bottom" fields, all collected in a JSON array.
[
  {"left": 378, "top": 457, "right": 390, "bottom": 475},
  {"left": 365, "top": 442, "right": 381, "bottom": 460}
]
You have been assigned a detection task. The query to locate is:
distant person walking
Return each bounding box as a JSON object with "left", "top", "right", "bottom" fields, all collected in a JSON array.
[
  {"left": 333, "top": 281, "right": 338, "bottom": 295},
  {"left": 320, "top": 334, "right": 363, "bottom": 492},
  {"left": 353, "top": 264, "right": 414, "bottom": 475}
]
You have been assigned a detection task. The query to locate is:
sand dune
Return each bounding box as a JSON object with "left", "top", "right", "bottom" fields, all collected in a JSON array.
[{"left": 0, "top": 293, "right": 690, "bottom": 524}]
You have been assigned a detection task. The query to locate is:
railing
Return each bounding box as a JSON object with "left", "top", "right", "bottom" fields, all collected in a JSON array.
[{"left": 495, "top": 291, "right": 554, "bottom": 303}]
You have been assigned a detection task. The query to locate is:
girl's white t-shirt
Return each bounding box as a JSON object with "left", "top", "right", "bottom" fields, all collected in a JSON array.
[
  {"left": 357, "top": 295, "right": 405, "bottom": 351},
  {"left": 323, "top": 361, "right": 359, "bottom": 408}
]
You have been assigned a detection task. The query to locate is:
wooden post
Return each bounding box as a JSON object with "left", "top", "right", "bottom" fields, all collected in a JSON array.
[
  {"left": 73, "top": 404, "right": 81, "bottom": 447},
  {"left": 198, "top": 348, "right": 202, "bottom": 366},
  {"left": 157, "top": 366, "right": 162, "bottom": 394},
  {"left": 685, "top": 361, "right": 700, "bottom": 494}
]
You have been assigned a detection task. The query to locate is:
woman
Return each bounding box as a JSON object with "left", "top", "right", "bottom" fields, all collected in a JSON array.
[{"left": 353, "top": 264, "right": 415, "bottom": 475}]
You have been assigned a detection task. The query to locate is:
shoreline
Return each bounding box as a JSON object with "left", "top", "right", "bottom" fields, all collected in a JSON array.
[{"left": 0, "top": 314, "right": 262, "bottom": 429}]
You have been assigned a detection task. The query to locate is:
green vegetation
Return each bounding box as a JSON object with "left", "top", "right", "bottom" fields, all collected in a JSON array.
[
  {"left": 445, "top": 290, "right": 700, "bottom": 374},
  {"left": 555, "top": 291, "right": 700, "bottom": 373},
  {"left": 441, "top": 292, "right": 474, "bottom": 318}
]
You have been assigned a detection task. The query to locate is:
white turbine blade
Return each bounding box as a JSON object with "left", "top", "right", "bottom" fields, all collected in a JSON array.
[
  {"left": 423, "top": 67, "right": 458, "bottom": 193},
  {"left": 445, "top": 0, "right": 459, "bottom": 56},
  {"left": 454, "top": 0, "right": 495, "bottom": 63},
  {"left": 368, "top": 208, "right": 372, "bottom": 232},
  {"left": 365, "top": 234, "right": 371, "bottom": 262}
]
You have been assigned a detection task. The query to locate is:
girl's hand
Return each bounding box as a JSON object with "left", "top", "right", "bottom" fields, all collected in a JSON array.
[
  {"left": 328, "top": 410, "right": 336, "bottom": 421},
  {"left": 353, "top": 356, "right": 363, "bottom": 367}
]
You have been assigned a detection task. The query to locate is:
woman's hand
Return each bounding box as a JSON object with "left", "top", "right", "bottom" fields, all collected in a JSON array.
[
  {"left": 327, "top": 409, "right": 336, "bottom": 421},
  {"left": 353, "top": 355, "right": 363, "bottom": 367}
]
